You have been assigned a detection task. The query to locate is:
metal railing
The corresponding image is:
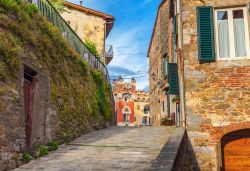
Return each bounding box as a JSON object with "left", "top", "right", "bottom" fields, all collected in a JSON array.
[{"left": 32, "top": 0, "right": 115, "bottom": 115}]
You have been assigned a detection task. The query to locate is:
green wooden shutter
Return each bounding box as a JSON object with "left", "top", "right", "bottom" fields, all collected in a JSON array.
[
  {"left": 168, "top": 62, "right": 179, "bottom": 95},
  {"left": 167, "top": 93, "right": 170, "bottom": 115},
  {"left": 197, "top": 6, "right": 215, "bottom": 62}
]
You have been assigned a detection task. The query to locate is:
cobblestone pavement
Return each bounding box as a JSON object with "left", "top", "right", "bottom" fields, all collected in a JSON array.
[{"left": 14, "top": 126, "right": 174, "bottom": 171}]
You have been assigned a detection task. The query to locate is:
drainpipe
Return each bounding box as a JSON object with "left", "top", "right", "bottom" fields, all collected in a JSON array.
[
  {"left": 103, "top": 22, "right": 107, "bottom": 64},
  {"left": 178, "top": 0, "right": 186, "bottom": 127}
]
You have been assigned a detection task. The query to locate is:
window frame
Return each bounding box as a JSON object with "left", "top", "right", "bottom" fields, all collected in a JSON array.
[{"left": 214, "top": 7, "right": 250, "bottom": 60}]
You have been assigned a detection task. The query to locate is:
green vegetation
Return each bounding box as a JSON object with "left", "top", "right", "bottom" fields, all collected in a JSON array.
[
  {"left": 0, "top": 0, "right": 18, "bottom": 10},
  {"left": 0, "top": 0, "right": 114, "bottom": 144},
  {"left": 49, "top": 0, "right": 65, "bottom": 13},
  {"left": 22, "top": 152, "right": 33, "bottom": 163},
  {"left": 91, "top": 70, "right": 113, "bottom": 121},
  {"left": 39, "top": 146, "right": 49, "bottom": 157},
  {"left": 172, "top": 95, "right": 180, "bottom": 103},
  {"left": 84, "top": 39, "right": 100, "bottom": 58},
  {"left": 26, "top": 3, "right": 38, "bottom": 15},
  {"left": 46, "top": 141, "right": 59, "bottom": 151},
  {"left": 0, "top": 61, "right": 6, "bottom": 81}
]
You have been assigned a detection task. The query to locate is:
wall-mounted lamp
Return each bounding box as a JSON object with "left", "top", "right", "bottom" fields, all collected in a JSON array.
[{"left": 152, "top": 72, "right": 156, "bottom": 81}]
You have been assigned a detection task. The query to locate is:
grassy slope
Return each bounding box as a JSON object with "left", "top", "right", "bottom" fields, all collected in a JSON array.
[{"left": 0, "top": 0, "right": 114, "bottom": 142}]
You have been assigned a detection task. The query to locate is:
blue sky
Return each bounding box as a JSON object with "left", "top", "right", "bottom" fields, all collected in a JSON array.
[{"left": 69, "top": 0, "right": 161, "bottom": 90}]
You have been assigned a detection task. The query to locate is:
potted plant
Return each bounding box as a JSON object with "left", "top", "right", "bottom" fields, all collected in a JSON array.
[{"left": 172, "top": 95, "right": 180, "bottom": 104}]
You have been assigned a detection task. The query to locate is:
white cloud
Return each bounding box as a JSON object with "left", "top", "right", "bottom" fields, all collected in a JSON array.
[
  {"left": 107, "top": 22, "right": 149, "bottom": 89},
  {"left": 68, "top": 0, "right": 155, "bottom": 90}
]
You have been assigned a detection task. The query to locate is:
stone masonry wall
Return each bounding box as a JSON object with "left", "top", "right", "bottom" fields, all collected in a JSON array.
[
  {"left": 149, "top": 0, "right": 169, "bottom": 126},
  {"left": 0, "top": 1, "right": 114, "bottom": 170},
  {"left": 181, "top": 0, "right": 250, "bottom": 170}
]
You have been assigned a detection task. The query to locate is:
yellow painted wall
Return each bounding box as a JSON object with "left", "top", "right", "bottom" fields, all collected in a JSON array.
[
  {"left": 61, "top": 8, "right": 106, "bottom": 59},
  {"left": 134, "top": 91, "right": 150, "bottom": 126}
]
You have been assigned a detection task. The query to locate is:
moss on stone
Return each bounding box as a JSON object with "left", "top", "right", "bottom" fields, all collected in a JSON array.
[{"left": 0, "top": 0, "right": 114, "bottom": 143}]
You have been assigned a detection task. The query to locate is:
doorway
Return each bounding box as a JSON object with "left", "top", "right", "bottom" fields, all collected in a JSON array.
[
  {"left": 221, "top": 129, "right": 250, "bottom": 171},
  {"left": 23, "top": 66, "right": 37, "bottom": 150},
  {"left": 123, "top": 113, "right": 130, "bottom": 126}
]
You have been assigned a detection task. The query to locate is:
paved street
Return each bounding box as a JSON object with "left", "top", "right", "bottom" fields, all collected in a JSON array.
[{"left": 14, "top": 126, "right": 174, "bottom": 171}]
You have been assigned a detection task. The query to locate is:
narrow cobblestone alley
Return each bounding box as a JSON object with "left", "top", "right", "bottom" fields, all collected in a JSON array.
[{"left": 14, "top": 127, "right": 174, "bottom": 171}]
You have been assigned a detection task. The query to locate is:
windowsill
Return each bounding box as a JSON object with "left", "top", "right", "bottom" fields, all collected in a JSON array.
[{"left": 217, "top": 56, "right": 250, "bottom": 61}]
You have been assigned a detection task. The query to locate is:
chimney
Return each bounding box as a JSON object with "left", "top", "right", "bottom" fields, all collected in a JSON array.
[{"left": 79, "top": 0, "right": 83, "bottom": 6}]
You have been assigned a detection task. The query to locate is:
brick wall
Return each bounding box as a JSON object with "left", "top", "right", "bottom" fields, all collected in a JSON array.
[{"left": 181, "top": 0, "right": 250, "bottom": 170}]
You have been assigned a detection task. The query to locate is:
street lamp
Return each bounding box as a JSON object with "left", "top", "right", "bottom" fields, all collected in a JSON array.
[{"left": 152, "top": 72, "right": 156, "bottom": 81}]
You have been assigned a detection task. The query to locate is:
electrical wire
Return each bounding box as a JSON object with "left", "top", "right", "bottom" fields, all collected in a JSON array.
[
  {"left": 113, "top": 53, "right": 147, "bottom": 56},
  {"left": 110, "top": 74, "right": 149, "bottom": 80}
]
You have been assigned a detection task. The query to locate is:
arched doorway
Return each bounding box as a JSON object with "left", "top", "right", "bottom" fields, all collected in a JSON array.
[
  {"left": 122, "top": 106, "right": 131, "bottom": 126},
  {"left": 221, "top": 129, "right": 250, "bottom": 171}
]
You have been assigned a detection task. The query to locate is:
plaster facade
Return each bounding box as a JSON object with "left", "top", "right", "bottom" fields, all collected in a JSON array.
[
  {"left": 60, "top": 2, "right": 114, "bottom": 63},
  {"left": 113, "top": 78, "right": 136, "bottom": 126},
  {"left": 134, "top": 91, "right": 150, "bottom": 126}
]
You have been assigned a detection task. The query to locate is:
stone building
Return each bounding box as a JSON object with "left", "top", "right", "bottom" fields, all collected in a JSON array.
[
  {"left": 113, "top": 77, "right": 136, "bottom": 126},
  {"left": 134, "top": 91, "right": 150, "bottom": 126},
  {"left": 148, "top": 0, "right": 179, "bottom": 127},
  {"left": 112, "top": 78, "right": 151, "bottom": 127},
  {"left": 149, "top": 0, "right": 250, "bottom": 170},
  {"left": 61, "top": 1, "right": 115, "bottom": 64}
]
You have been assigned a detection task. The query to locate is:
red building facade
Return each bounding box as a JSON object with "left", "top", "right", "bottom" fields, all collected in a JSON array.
[{"left": 113, "top": 77, "right": 136, "bottom": 126}]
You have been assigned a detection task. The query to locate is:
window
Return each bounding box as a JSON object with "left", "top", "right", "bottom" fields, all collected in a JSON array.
[
  {"left": 137, "top": 105, "right": 140, "bottom": 110},
  {"left": 162, "top": 101, "right": 165, "bottom": 112},
  {"left": 215, "top": 7, "right": 250, "bottom": 59}
]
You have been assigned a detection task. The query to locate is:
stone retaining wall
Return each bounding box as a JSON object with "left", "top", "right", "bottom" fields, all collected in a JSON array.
[{"left": 151, "top": 127, "right": 195, "bottom": 171}]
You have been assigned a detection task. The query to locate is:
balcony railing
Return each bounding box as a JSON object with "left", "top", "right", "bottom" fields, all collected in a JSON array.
[
  {"left": 36, "top": 0, "right": 106, "bottom": 73},
  {"left": 105, "top": 45, "right": 114, "bottom": 65}
]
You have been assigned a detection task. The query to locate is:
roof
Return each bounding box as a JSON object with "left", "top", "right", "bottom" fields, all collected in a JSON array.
[
  {"left": 147, "top": 0, "right": 168, "bottom": 57},
  {"left": 63, "top": 1, "right": 115, "bottom": 36}
]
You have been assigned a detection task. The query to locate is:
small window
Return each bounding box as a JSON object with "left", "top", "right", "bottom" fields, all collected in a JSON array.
[
  {"left": 215, "top": 7, "right": 250, "bottom": 59},
  {"left": 137, "top": 105, "right": 140, "bottom": 110},
  {"left": 162, "top": 101, "right": 165, "bottom": 112}
]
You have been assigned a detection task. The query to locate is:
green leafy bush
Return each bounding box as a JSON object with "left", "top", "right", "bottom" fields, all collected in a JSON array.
[
  {"left": 46, "top": 141, "right": 59, "bottom": 151},
  {"left": 39, "top": 146, "right": 49, "bottom": 157},
  {"left": 22, "top": 152, "right": 32, "bottom": 163},
  {"left": 49, "top": 0, "right": 65, "bottom": 13},
  {"left": 84, "top": 39, "right": 100, "bottom": 57}
]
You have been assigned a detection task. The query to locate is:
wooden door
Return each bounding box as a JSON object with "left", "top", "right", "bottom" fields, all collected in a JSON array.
[
  {"left": 222, "top": 129, "right": 250, "bottom": 171},
  {"left": 23, "top": 78, "right": 33, "bottom": 150}
]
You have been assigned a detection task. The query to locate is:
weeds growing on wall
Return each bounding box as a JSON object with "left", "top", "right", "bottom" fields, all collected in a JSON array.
[
  {"left": 0, "top": 0, "right": 114, "bottom": 144},
  {"left": 84, "top": 39, "right": 100, "bottom": 58}
]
